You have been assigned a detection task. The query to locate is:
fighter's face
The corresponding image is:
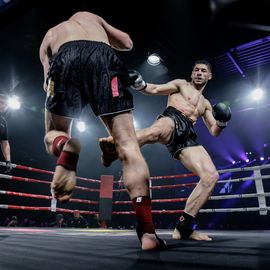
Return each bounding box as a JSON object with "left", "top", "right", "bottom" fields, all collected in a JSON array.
[{"left": 191, "top": 64, "right": 212, "bottom": 86}]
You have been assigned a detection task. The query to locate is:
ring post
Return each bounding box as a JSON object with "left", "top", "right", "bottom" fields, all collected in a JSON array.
[
  {"left": 99, "top": 175, "right": 114, "bottom": 222},
  {"left": 254, "top": 169, "right": 267, "bottom": 215}
]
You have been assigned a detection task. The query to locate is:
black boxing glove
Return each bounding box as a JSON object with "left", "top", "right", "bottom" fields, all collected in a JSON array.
[
  {"left": 128, "top": 70, "right": 147, "bottom": 91},
  {"left": 212, "top": 102, "right": 232, "bottom": 129}
]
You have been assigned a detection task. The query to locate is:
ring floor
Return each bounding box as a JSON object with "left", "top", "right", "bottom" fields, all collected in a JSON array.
[{"left": 0, "top": 228, "right": 270, "bottom": 270}]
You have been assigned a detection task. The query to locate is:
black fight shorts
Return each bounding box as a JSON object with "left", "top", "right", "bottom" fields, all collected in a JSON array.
[
  {"left": 45, "top": 40, "right": 133, "bottom": 118},
  {"left": 158, "top": 106, "right": 200, "bottom": 159}
]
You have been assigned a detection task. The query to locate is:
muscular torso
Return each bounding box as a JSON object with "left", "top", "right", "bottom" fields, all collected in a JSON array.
[
  {"left": 167, "top": 80, "right": 207, "bottom": 123},
  {"left": 47, "top": 15, "right": 110, "bottom": 56},
  {"left": 40, "top": 12, "right": 120, "bottom": 89}
]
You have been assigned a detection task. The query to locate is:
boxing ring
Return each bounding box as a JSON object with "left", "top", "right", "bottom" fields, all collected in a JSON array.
[{"left": 1, "top": 161, "right": 270, "bottom": 269}]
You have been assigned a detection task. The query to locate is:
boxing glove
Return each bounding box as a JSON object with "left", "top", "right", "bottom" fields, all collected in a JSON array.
[
  {"left": 128, "top": 70, "right": 147, "bottom": 91},
  {"left": 212, "top": 102, "right": 232, "bottom": 128}
]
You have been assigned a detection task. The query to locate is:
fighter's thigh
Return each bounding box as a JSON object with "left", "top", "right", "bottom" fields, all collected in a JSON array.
[
  {"left": 178, "top": 145, "right": 217, "bottom": 176},
  {"left": 45, "top": 109, "right": 73, "bottom": 135},
  {"left": 151, "top": 117, "right": 174, "bottom": 144},
  {"left": 101, "top": 111, "right": 137, "bottom": 143}
]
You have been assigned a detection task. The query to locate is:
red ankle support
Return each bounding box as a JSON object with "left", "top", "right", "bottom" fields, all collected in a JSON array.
[
  {"left": 56, "top": 151, "right": 79, "bottom": 171},
  {"left": 52, "top": 136, "right": 69, "bottom": 157},
  {"left": 132, "top": 196, "right": 155, "bottom": 237}
]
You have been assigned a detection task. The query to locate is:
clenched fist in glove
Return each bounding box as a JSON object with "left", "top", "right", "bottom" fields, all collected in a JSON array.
[
  {"left": 128, "top": 70, "right": 147, "bottom": 91},
  {"left": 212, "top": 102, "right": 232, "bottom": 129}
]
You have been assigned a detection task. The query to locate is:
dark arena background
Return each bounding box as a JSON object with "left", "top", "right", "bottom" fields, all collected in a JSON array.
[{"left": 0, "top": 0, "right": 270, "bottom": 269}]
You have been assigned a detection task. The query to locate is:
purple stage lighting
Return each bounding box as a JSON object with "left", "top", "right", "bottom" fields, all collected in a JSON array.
[
  {"left": 240, "top": 152, "right": 248, "bottom": 161},
  {"left": 245, "top": 159, "right": 250, "bottom": 163},
  {"left": 260, "top": 157, "right": 265, "bottom": 161}
]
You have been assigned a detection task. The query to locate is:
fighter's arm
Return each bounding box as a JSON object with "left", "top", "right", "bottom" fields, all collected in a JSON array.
[
  {"left": 140, "top": 80, "right": 183, "bottom": 96},
  {"left": 202, "top": 99, "right": 222, "bottom": 136},
  {"left": 0, "top": 117, "right": 10, "bottom": 162},
  {"left": 0, "top": 140, "right": 11, "bottom": 162},
  {"left": 128, "top": 70, "right": 185, "bottom": 95},
  {"left": 39, "top": 29, "right": 53, "bottom": 91},
  {"left": 97, "top": 15, "right": 133, "bottom": 51}
]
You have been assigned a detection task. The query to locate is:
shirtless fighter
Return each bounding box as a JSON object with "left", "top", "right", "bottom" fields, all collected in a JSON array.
[
  {"left": 100, "top": 60, "right": 231, "bottom": 241},
  {"left": 40, "top": 11, "right": 165, "bottom": 250}
]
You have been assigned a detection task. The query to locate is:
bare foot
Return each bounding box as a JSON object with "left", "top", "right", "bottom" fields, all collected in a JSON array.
[
  {"left": 141, "top": 233, "right": 166, "bottom": 251},
  {"left": 51, "top": 138, "right": 80, "bottom": 203},
  {"left": 172, "top": 229, "right": 212, "bottom": 241},
  {"left": 99, "top": 136, "right": 118, "bottom": 167}
]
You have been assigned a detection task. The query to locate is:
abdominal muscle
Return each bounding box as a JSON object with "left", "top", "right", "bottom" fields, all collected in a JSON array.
[{"left": 167, "top": 98, "right": 199, "bottom": 123}]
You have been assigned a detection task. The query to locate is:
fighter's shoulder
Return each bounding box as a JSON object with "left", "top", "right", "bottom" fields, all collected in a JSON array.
[
  {"left": 53, "top": 20, "right": 73, "bottom": 30},
  {"left": 168, "top": 79, "right": 188, "bottom": 91},
  {"left": 170, "top": 79, "right": 187, "bottom": 85},
  {"left": 45, "top": 21, "right": 69, "bottom": 36}
]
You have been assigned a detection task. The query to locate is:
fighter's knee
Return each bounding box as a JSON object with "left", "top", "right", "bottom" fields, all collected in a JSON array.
[
  {"left": 212, "top": 170, "right": 220, "bottom": 183},
  {"left": 116, "top": 140, "right": 139, "bottom": 161},
  {"left": 207, "top": 170, "right": 219, "bottom": 187},
  {"left": 201, "top": 170, "right": 219, "bottom": 190},
  {"left": 44, "top": 131, "right": 70, "bottom": 155},
  {"left": 148, "top": 126, "right": 163, "bottom": 143},
  {"left": 44, "top": 133, "right": 52, "bottom": 153}
]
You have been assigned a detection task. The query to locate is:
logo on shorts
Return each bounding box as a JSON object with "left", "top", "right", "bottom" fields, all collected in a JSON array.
[
  {"left": 47, "top": 78, "right": 55, "bottom": 97},
  {"left": 179, "top": 215, "right": 185, "bottom": 222},
  {"left": 111, "top": 76, "right": 120, "bottom": 97},
  {"left": 136, "top": 197, "right": 142, "bottom": 203}
]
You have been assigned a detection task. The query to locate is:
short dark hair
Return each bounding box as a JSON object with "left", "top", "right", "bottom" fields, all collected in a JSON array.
[{"left": 193, "top": 60, "right": 212, "bottom": 73}]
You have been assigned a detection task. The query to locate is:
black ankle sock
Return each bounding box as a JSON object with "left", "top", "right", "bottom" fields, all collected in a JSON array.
[{"left": 175, "top": 212, "right": 195, "bottom": 240}]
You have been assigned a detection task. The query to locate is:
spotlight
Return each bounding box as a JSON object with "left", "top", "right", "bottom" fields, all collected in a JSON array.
[
  {"left": 76, "top": 121, "right": 86, "bottom": 132},
  {"left": 245, "top": 159, "right": 249, "bottom": 163},
  {"left": 7, "top": 95, "right": 21, "bottom": 110},
  {"left": 147, "top": 54, "right": 161, "bottom": 66},
  {"left": 250, "top": 88, "right": 264, "bottom": 101},
  {"left": 232, "top": 161, "right": 236, "bottom": 164},
  {"left": 260, "top": 157, "right": 265, "bottom": 161}
]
